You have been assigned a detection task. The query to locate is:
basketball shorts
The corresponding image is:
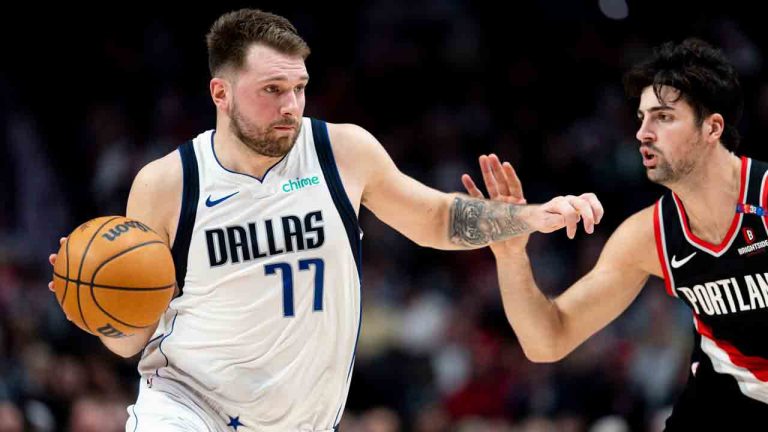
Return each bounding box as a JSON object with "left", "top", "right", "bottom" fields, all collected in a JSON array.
[
  {"left": 125, "top": 375, "right": 340, "bottom": 432},
  {"left": 664, "top": 352, "right": 768, "bottom": 431}
]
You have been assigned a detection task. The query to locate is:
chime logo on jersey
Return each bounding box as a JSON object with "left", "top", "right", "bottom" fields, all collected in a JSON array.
[
  {"left": 205, "top": 210, "right": 325, "bottom": 266},
  {"left": 281, "top": 175, "right": 321, "bottom": 193}
]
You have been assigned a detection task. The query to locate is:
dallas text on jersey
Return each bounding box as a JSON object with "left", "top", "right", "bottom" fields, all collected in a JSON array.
[{"left": 204, "top": 210, "right": 325, "bottom": 266}]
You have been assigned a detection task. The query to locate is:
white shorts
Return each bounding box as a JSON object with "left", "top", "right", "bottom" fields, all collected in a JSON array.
[
  {"left": 125, "top": 377, "right": 228, "bottom": 432},
  {"left": 125, "top": 375, "right": 340, "bottom": 432}
]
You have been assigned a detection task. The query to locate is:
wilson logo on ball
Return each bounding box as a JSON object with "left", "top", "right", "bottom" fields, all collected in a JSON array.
[
  {"left": 101, "top": 220, "right": 153, "bottom": 242},
  {"left": 97, "top": 323, "right": 127, "bottom": 338}
]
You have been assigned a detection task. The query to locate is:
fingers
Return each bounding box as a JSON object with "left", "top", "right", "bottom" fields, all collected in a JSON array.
[
  {"left": 548, "top": 197, "right": 582, "bottom": 239},
  {"left": 488, "top": 154, "right": 512, "bottom": 197},
  {"left": 542, "top": 194, "right": 604, "bottom": 239},
  {"left": 566, "top": 196, "right": 595, "bottom": 235},
  {"left": 479, "top": 155, "right": 500, "bottom": 199},
  {"left": 461, "top": 174, "right": 485, "bottom": 199},
  {"left": 50, "top": 237, "right": 66, "bottom": 266},
  {"left": 501, "top": 161, "right": 526, "bottom": 204},
  {"left": 49, "top": 237, "right": 67, "bottom": 292},
  {"left": 580, "top": 193, "right": 604, "bottom": 225}
]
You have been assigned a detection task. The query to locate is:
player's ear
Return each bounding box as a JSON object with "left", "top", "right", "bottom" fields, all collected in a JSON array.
[
  {"left": 705, "top": 113, "right": 724, "bottom": 143},
  {"left": 210, "top": 77, "right": 231, "bottom": 112}
]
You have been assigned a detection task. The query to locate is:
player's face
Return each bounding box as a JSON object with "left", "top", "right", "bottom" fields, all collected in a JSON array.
[
  {"left": 229, "top": 44, "right": 308, "bottom": 157},
  {"left": 635, "top": 85, "right": 705, "bottom": 185}
]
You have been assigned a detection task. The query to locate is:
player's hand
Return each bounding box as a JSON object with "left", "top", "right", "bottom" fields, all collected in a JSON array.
[
  {"left": 462, "top": 154, "right": 530, "bottom": 255},
  {"left": 48, "top": 237, "right": 71, "bottom": 321},
  {"left": 525, "top": 193, "right": 604, "bottom": 239},
  {"left": 462, "top": 154, "right": 604, "bottom": 252}
]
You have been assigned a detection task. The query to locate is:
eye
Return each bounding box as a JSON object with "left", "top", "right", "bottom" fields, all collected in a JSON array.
[
  {"left": 294, "top": 84, "right": 306, "bottom": 93},
  {"left": 657, "top": 113, "right": 672, "bottom": 122},
  {"left": 265, "top": 85, "right": 280, "bottom": 94}
]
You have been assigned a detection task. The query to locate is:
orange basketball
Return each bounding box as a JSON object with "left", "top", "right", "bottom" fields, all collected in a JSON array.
[{"left": 52, "top": 216, "right": 175, "bottom": 338}]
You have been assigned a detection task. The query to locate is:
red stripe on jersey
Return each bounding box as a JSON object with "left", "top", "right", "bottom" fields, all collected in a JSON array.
[
  {"left": 672, "top": 156, "right": 747, "bottom": 253},
  {"left": 761, "top": 168, "right": 768, "bottom": 236},
  {"left": 695, "top": 316, "right": 768, "bottom": 382},
  {"left": 653, "top": 201, "right": 674, "bottom": 297}
]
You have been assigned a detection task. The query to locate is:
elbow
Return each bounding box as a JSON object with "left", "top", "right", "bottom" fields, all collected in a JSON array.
[
  {"left": 110, "top": 345, "right": 143, "bottom": 359},
  {"left": 412, "top": 235, "right": 438, "bottom": 249},
  {"left": 524, "top": 350, "right": 566, "bottom": 364},
  {"left": 520, "top": 342, "right": 569, "bottom": 364},
  {"left": 100, "top": 336, "right": 147, "bottom": 359},
  {"left": 119, "top": 349, "right": 142, "bottom": 359}
]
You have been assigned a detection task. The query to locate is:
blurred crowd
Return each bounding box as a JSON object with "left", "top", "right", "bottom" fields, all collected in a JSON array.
[{"left": 1, "top": 1, "right": 766, "bottom": 431}]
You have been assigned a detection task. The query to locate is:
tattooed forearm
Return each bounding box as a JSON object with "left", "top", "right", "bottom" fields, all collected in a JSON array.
[{"left": 449, "top": 197, "right": 531, "bottom": 246}]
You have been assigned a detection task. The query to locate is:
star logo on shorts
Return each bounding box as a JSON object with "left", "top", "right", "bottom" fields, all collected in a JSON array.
[{"left": 227, "top": 415, "right": 243, "bottom": 431}]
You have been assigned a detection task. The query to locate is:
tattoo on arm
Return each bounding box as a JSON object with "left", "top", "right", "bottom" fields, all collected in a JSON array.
[{"left": 449, "top": 197, "right": 531, "bottom": 246}]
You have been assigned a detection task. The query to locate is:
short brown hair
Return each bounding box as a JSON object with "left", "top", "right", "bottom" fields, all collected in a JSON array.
[{"left": 206, "top": 9, "right": 311, "bottom": 77}]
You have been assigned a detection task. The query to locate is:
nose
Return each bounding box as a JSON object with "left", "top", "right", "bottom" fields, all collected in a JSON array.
[
  {"left": 635, "top": 118, "right": 655, "bottom": 144},
  {"left": 279, "top": 91, "right": 300, "bottom": 118}
]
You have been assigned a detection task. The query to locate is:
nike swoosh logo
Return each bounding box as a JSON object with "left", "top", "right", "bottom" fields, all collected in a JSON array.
[
  {"left": 205, "top": 191, "right": 239, "bottom": 207},
  {"left": 671, "top": 252, "right": 697, "bottom": 269}
]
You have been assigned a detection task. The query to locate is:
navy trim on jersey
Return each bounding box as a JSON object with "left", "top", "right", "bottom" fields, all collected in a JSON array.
[
  {"left": 310, "top": 118, "right": 363, "bottom": 429},
  {"left": 310, "top": 118, "right": 362, "bottom": 277},
  {"left": 210, "top": 130, "right": 289, "bottom": 183},
  {"left": 172, "top": 141, "right": 199, "bottom": 294},
  {"left": 155, "top": 310, "right": 179, "bottom": 377},
  {"left": 131, "top": 404, "right": 138, "bottom": 432}
]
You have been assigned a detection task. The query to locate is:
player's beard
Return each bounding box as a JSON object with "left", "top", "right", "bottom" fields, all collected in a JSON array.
[
  {"left": 228, "top": 99, "right": 301, "bottom": 158},
  {"left": 646, "top": 137, "right": 700, "bottom": 185}
]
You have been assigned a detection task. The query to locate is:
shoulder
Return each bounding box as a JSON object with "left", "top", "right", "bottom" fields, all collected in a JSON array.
[
  {"left": 127, "top": 149, "right": 184, "bottom": 244},
  {"left": 623, "top": 204, "right": 656, "bottom": 231},
  {"left": 605, "top": 204, "right": 660, "bottom": 276},
  {"left": 133, "top": 149, "right": 183, "bottom": 189},
  {"left": 324, "top": 122, "right": 394, "bottom": 167},
  {"left": 325, "top": 122, "right": 380, "bottom": 154},
  {"left": 325, "top": 121, "right": 395, "bottom": 180}
]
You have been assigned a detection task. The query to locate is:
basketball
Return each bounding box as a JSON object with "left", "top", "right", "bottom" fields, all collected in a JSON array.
[{"left": 52, "top": 216, "right": 175, "bottom": 338}]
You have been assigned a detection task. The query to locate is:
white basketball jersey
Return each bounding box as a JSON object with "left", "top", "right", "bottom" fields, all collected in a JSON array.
[{"left": 138, "top": 118, "right": 362, "bottom": 431}]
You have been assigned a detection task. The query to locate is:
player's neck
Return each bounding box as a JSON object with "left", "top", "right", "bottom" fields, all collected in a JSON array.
[
  {"left": 671, "top": 149, "right": 742, "bottom": 245},
  {"left": 213, "top": 128, "right": 284, "bottom": 180}
]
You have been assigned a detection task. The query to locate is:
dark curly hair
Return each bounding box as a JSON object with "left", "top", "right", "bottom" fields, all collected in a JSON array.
[{"left": 624, "top": 38, "right": 743, "bottom": 150}]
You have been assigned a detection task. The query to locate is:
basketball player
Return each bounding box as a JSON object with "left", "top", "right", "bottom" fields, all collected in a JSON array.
[
  {"left": 462, "top": 39, "right": 768, "bottom": 430},
  {"left": 47, "top": 9, "right": 602, "bottom": 432}
]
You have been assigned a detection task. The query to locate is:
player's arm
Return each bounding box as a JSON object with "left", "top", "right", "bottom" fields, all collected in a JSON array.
[
  {"left": 100, "top": 151, "right": 182, "bottom": 358},
  {"left": 494, "top": 206, "right": 660, "bottom": 362},
  {"left": 328, "top": 123, "right": 597, "bottom": 250}
]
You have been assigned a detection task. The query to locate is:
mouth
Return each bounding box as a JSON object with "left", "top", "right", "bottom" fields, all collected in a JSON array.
[
  {"left": 640, "top": 147, "right": 658, "bottom": 168},
  {"left": 273, "top": 125, "right": 296, "bottom": 131}
]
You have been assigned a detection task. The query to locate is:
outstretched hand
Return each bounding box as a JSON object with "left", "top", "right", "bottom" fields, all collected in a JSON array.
[
  {"left": 461, "top": 154, "right": 604, "bottom": 254},
  {"left": 461, "top": 154, "right": 529, "bottom": 255}
]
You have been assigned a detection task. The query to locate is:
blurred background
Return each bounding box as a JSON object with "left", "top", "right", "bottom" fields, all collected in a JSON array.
[{"left": 0, "top": 1, "right": 765, "bottom": 431}]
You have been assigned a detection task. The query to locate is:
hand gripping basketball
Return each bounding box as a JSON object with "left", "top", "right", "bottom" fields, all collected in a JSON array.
[{"left": 49, "top": 216, "right": 175, "bottom": 338}]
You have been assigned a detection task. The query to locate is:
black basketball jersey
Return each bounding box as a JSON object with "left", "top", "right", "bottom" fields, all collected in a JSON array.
[{"left": 654, "top": 156, "right": 768, "bottom": 404}]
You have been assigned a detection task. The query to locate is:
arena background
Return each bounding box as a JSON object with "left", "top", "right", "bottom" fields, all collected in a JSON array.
[{"left": 0, "top": 1, "right": 764, "bottom": 431}]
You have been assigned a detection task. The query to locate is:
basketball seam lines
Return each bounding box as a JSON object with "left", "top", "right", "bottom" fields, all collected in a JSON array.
[
  {"left": 52, "top": 272, "right": 174, "bottom": 291},
  {"left": 88, "top": 240, "right": 168, "bottom": 329},
  {"left": 76, "top": 216, "right": 122, "bottom": 333},
  {"left": 61, "top": 236, "right": 71, "bottom": 306}
]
